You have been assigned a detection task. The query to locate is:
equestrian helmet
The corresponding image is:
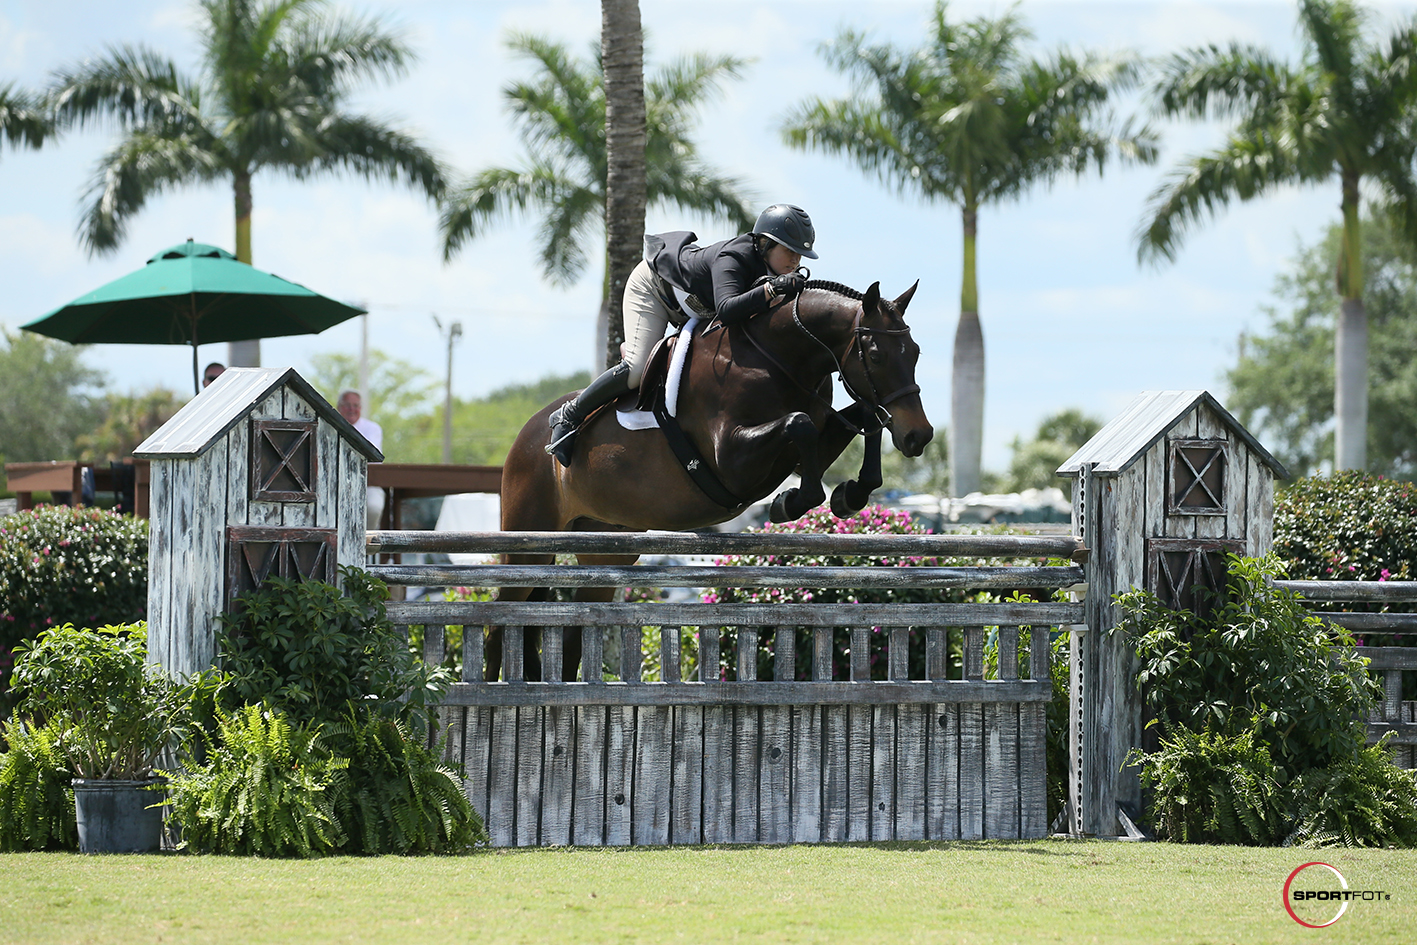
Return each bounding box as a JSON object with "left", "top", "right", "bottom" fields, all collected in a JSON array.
[{"left": 753, "top": 204, "right": 818, "bottom": 259}]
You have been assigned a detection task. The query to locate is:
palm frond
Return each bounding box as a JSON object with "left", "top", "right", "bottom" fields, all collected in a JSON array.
[
  {"left": 439, "top": 163, "right": 577, "bottom": 262},
  {"left": 1151, "top": 43, "right": 1293, "bottom": 121},
  {"left": 79, "top": 129, "right": 228, "bottom": 255},
  {"left": 296, "top": 113, "right": 445, "bottom": 199},
  {"left": 648, "top": 165, "right": 756, "bottom": 232},
  {"left": 0, "top": 82, "right": 55, "bottom": 152},
  {"left": 278, "top": 7, "right": 414, "bottom": 101},
  {"left": 48, "top": 44, "right": 200, "bottom": 131},
  {"left": 536, "top": 185, "right": 602, "bottom": 286}
]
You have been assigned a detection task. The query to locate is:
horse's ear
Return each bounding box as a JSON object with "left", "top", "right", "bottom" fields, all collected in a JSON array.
[
  {"left": 863, "top": 281, "right": 881, "bottom": 313},
  {"left": 893, "top": 280, "right": 920, "bottom": 314}
]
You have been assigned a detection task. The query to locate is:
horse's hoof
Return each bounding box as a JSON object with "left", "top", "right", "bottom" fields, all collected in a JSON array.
[
  {"left": 769, "top": 490, "right": 794, "bottom": 523},
  {"left": 830, "top": 483, "right": 854, "bottom": 518}
]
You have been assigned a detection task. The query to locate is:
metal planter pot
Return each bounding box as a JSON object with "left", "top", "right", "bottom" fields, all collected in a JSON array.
[{"left": 71, "top": 779, "right": 164, "bottom": 854}]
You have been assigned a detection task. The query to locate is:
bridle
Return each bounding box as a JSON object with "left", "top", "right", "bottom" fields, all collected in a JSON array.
[{"left": 734, "top": 282, "right": 919, "bottom": 436}]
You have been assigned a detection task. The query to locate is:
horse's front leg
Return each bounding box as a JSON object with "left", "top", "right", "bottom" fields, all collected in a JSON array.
[
  {"left": 818, "top": 402, "right": 883, "bottom": 517},
  {"left": 721, "top": 411, "right": 826, "bottom": 522}
]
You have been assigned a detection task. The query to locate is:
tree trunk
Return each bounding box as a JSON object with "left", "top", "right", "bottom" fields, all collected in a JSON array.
[
  {"left": 950, "top": 203, "right": 984, "bottom": 496},
  {"left": 228, "top": 168, "right": 259, "bottom": 367},
  {"left": 1334, "top": 171, "right": 1366, "bottom": 470},
  {"left": 601, "top": 0, "right": 646, "bottom": 370}
]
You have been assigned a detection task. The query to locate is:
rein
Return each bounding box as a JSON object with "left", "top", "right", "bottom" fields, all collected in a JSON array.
[{"left": 735, "top": 284, "right": 918, "bottom": 436}]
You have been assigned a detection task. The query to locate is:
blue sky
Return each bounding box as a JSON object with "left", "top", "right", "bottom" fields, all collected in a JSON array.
[{"left": 2, "top": 0, "right": 1408, "bottom": 472}]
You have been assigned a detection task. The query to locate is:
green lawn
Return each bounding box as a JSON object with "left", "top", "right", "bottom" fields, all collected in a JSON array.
[{"left": 1, "top": 840, "right": 1414, "bottom": 944}]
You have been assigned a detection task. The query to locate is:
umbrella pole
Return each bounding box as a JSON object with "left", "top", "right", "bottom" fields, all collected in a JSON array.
[{"left": 191, "top": 293, "right": 200, "bottom": 395}]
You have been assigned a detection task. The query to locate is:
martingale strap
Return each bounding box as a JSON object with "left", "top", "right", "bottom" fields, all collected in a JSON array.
[{"left": 652, "top": 399, "right": 745, "bottom": 510}]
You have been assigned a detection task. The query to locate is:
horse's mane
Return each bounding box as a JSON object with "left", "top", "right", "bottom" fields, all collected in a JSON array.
[{"left": 803, "top": 280, "right": 863, "bottom": 301}]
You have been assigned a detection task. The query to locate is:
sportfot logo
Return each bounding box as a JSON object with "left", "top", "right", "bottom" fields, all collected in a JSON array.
[{"left": 1283, "top": 862, "right": 1391, "bottom": 928}]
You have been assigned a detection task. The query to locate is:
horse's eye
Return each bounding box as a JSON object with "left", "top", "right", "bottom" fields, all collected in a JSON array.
[{"left": 868, "top": 342, "right": 883, "bottom": 364}]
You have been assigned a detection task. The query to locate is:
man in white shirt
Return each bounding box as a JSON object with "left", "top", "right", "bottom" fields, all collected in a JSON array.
[{"left": 337, "top": 390, "right": 386, "bottom": 530}]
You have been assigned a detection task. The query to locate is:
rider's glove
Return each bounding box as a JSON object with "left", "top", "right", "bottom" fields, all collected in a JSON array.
[{"left": 766, "top": 273, "right": 805, "bottom": 302}]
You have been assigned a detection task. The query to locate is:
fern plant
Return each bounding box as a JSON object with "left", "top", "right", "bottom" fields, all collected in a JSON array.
[
  {"left": 328, "top": 714, "right": 486, "bottom": 854},
  {"left": 164, "top": 704, "right": 347, "bottom": 857},
  {"left": 0, "top": 717, "right": 76, "bottom": 851},
  {"left": 1287, "top": 742, "right": 1417, "bottom": 848},
  {"left": 1138, "top": 729, "right": 1288, "bottom": 845}
]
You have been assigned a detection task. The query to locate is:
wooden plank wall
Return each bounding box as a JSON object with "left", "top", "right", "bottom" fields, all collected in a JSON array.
[{"left": 436, "top": 698, "right": 1049, "bottom": 847}]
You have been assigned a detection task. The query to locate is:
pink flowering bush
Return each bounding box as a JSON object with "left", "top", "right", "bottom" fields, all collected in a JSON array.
[
  {"left": 1275, "top": 472, "right": 1417, "bottom": 590},
  {"left": 704, "top": 504, "right": 994, "bottom": 681},
  {"left": 0, "top": 506, "right": 147, "bottom": 716}
]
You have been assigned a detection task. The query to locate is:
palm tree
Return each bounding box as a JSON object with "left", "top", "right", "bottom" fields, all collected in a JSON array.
[
  {"left": 440, "top": 34, "right": 755, "bottom": 370},
  {"left": 601, "top": 0, "right": 648, "bottom": 370},
  {"left": 783, "top": 1, "right": 1157, "bottom": 496},
  {"left": 47, "top": 0, "right": 445, "bottom": 367},
  {"left": 1138, "top": 0, "right": 1417, "bottom": 472},
  {"left": 1, "top": 82, "right": 55, "bottom": 153}
]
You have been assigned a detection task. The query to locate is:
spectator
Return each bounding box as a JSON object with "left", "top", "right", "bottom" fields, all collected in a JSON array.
[
  {"left": 202, "top": 362, "right": 226, "bottom": 387},
  {"left": 338, "top": 390, "right": 386, "bottom": 529}
]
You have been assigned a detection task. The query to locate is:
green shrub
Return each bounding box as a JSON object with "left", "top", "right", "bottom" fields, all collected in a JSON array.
[
  {"left": 1288, "top": 743, "right": 1417, "bottom": 848},
  {"left": 1118, "top": 555, "right": 1377, "bottom": 775},
  {"left": 217, "top": 567, "right": 452, "bottom": 729},
  {"left": 1274, "top": 472, "right": 1417, "bottom": 584},
  {"left": 0, "top": 506, "right": 148, "bottom": 712},
  {"left": 328, "top": 715, "right": 485, "bottom": 854},
  {"left": 1138, "top": 729, "right": 1288, "bottom": 845},
  {"left": 165, "top": 704, "right": 347, "bottom": 857},
  {"left": 0, "top": 717, "right": 76, "bottom": 851},
  {"left": 9, "top": 622, "right": 183, "bottom": 779}
]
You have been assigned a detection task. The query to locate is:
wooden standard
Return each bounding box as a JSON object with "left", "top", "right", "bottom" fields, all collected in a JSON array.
[{"left": 373, "top": 529, "right": 1081, "bottom": 847}]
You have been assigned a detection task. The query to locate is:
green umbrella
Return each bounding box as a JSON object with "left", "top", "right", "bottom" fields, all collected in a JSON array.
[{"left": 23, "top": 239, "right": 367, "bottom": 392}]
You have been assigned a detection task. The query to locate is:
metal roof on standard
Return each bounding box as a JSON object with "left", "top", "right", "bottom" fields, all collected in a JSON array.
[
  {"left": 133, "top": 366, "right": 383, "bottom": 462},
  {"left": 1056, "top": 389, "right": 1287, "bottom": 480}
]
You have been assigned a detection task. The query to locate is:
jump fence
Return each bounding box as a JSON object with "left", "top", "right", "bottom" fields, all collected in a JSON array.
[{"left": 366, "top": 530, "right": 1086, "bottom": 847}]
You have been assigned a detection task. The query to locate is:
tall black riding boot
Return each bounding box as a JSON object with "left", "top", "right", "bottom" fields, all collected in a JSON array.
[{"left": 546, "top": 361, "right": 633, "bottom": 467}]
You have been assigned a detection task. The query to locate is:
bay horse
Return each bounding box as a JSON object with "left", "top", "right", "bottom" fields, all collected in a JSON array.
[{"left": 489, "top": 279, "right": 933, "bottom": 680}]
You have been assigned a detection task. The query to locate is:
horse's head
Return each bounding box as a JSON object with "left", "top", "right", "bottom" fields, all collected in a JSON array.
[{"left": 844, "top": 281, "right": 934, "bottom": 457}]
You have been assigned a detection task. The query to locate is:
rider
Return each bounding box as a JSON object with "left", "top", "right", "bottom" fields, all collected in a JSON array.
[{"left": 547, "top": 203, "right": 819, "bottom": 466}]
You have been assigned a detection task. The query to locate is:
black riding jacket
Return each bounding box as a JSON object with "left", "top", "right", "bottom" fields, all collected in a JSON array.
[{"left": 644, "top": 231, "right": 773, "bottom": 324}]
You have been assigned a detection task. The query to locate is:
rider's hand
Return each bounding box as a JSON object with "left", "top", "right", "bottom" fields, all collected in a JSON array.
[{"left": 766, "top": 272, "right": 804, "bottom": 302}]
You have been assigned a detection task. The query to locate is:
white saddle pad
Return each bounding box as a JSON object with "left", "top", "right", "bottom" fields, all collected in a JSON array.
[{"left": 616, "top": 316, "right": 699, "bottom": 430}]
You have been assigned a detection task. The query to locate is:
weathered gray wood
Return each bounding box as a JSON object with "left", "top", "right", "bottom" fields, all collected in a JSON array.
[
  {"left": 790, "top": 705, "right": 822, "bottom": 843},
  {"left": 434, "top": 678, "right": 1051, "bottom": 707},
  {"left": 822, "top": 705, "right": 848, "bottom": 842},
  {"left": 582, "top": 626, "right": 604, "bottom": 684},
  {"left": 959, "top": 703, "right": 984, "bottom": 840},
  {"left": 1195, "top": 405, "right": 1229, "bottom": 540},
  {"left": 604, "top": 705, "right": 634, "bottom": 845},
  {"left": 487, "top": 707, "right": 518, "bottom": 847},
  {"left": 572, "top": 706, "right": 606, "bottom": 845},
  {"left": 773, "top": 627, "right": 795, "bottom": 682},
  {"left": 1275, "top": 580, "right": 1417, "bottom": 602},
  {"left": 1364, "top": 649, "right": 1417, "bottom": 670},
  {"left": 373, "top": 563, "right": 1087, "bottom": 590},
  {"left": 336, "top": 442, "right": 365, "bottom": 570},
  {"left": 1228, "top": 447, "right": 1250, "bottom": 542},
  {"left": 737, "top": 627, "right": 758, "bottom": 682},
  {"left": 870, "top": 705, "right": 896, "bottom": 841},
  {"left": 983, "top": 703, "right": 1020, "bottom": 839},
  {"left": 660, "top": 627, "right": 681, "bottom": 683},
  {"left": 895, "top": 704, "right": 927, "bottom": 841},
  {"left": 1030, "top": 627, "right": 1050, "bottom": 682},
  {"left": 226, "top": 420, "right": 250, "bottom": 524},
  {"left": 541, "top": 705, "right": 574, "bottom": 845},
  {"left": 850, "top": 628, "right": 869, "bottom": 682},
  {"left": 701, "top": 706, "right": 733, "bottom": 843},
  {"left": 926, "top": 627, "right": 947, "bottom": 681},
  {"left": 733, "top": 706, "right": 761, "bottom": 842},
  {"left": 759, "top": 705, "right": 791, "bottom": 843},
  {"left": 423, "top": 624, "right": 445, "bottom": 669},
  {"left": 964, "top": 628, "right": 984, "bottom": 681},
  {"left": 888, "top": 627, "right": 909, "bottom": 681},
  {"left": 927, "top": 704, "right": 960, "bottom": 840},
  {"left": 146, "top": 459, "right": 174, "bottom": 672},
  {"left": 315, "top": 415, "right": 339, "bottom": 530},
  {"left": 1251, "top": 457, "right": 1274, "bottom": 554},
  {"left": 1162, "top": 411, "right": 1198, "bottom": 540},
  {"left": 514, "top": 707, "right": 543, "bottom": 847},
  {"left": 502, "top": 626, "right": 524, "bottom": 683},
  {"left": 700, "top": 628, "right": 721, "bottom": 683},
  {"left": 369, "top": 529, "right": 1084, "bottom": 559},
  {"left": 1322, "top": 613, "right": 1417, "bottom": 632},
  {"left": 670, "top": 706, "right": 703, "bottom": 844},
  {"left": 463, "top": 625, "right": 484, "bottom": 683},
  {"left": 998, "top": 627, "right": 1019, "bottom": 681},
  {"left": 541, "top": 627, "right": 563, "bottom": 684},
  {"left": 620, "top": 626, "right": 642, "bottom": 683},
  {"left": 813, "top": 628, "right": 833, "bottom": 681},
  {"left": 388, "top": 600, "right": 1085, "bottom": 628},
  {"left": 847, "top": 704, "right": 872, "bottom": 841},
  {"left": 460, "top": 707, "right": 492, "bottom": 824},
  {"left": 1020, "top": 702, "right": 1054, "bottom": 833},
  {"left": 633, "top": 706, "right": 672, "bottom": 845}
]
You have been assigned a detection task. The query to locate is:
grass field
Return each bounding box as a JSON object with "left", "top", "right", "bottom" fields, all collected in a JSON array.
[{"left": 2, "top": 840, "right": 1415, "bottom": 944}]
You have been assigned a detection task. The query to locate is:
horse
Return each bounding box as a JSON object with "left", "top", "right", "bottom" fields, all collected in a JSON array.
[{"left": 488, "top": 279, "right": 934, "bottom": 681}]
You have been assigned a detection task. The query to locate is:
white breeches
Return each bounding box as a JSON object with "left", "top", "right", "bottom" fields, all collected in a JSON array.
[{"left": 621, "top": 259, "right": 674, "bottom": 387}]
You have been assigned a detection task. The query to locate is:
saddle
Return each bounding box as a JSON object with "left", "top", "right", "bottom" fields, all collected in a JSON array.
[{"left": 634, "top": 333, "right": 678, "bottom": 412}]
